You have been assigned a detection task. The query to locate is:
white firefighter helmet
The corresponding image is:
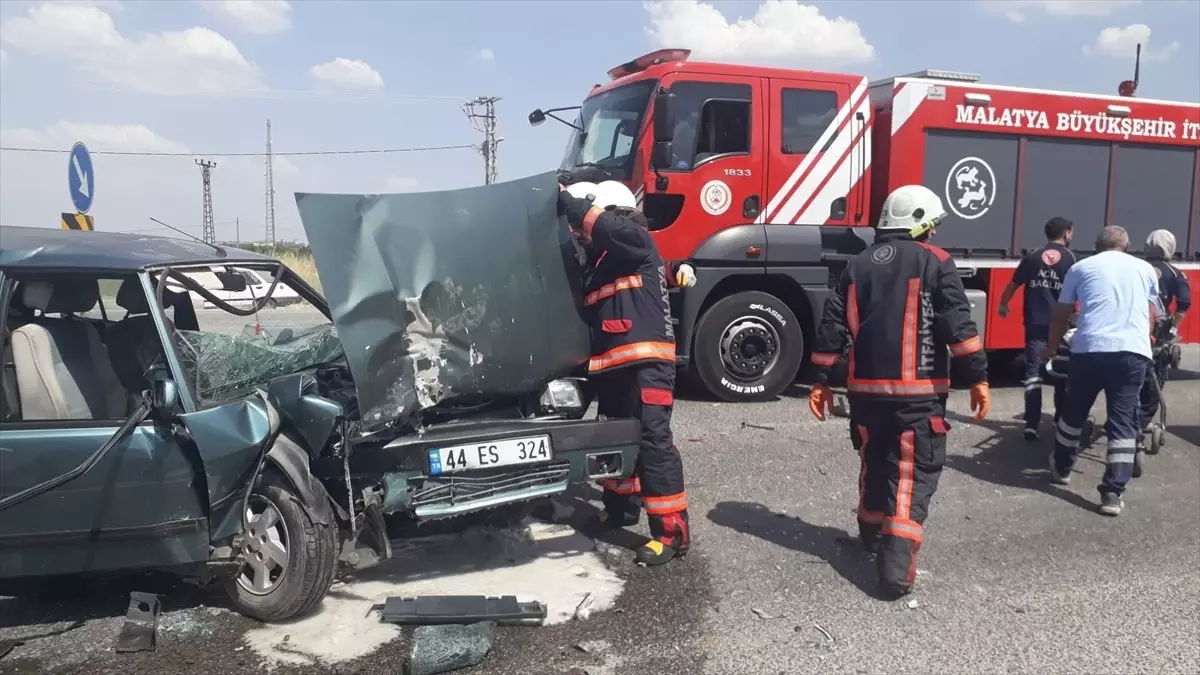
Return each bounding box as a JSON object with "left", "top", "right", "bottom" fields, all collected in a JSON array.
[
  {"left": 566, "top": 180, "right": 637, "bottom": 211},
  {"left": 877, "top": 184, "right": 946, "bottom": 239}
]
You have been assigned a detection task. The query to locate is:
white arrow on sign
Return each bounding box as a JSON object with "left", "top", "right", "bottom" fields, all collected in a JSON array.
[{"left": 73, "top": 154, "right": 89, "bottom": 198}]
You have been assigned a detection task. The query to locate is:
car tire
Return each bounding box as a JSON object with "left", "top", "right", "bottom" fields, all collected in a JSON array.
[
  {"left": 224, "top": 476, "right": 337, "bottom": 622},
  {"left": 692, "top": 290, "right": 803, "bottom": 402}
]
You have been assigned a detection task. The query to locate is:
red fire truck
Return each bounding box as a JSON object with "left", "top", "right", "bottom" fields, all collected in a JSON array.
[{"left": 530, "top": 49, "right": 1200, "bottom": 402}]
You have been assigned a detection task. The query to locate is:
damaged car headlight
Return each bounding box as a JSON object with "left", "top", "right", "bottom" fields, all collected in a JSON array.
[{"left": 539, "top": 378, "right": 585, "bottom": 414}]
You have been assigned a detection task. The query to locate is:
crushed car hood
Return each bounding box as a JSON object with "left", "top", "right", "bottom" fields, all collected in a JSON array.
[{"left": 295, "top": 171, "right": 591, "bottom": 430}]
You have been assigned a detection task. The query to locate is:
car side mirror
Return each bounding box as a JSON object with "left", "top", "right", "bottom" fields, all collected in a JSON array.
[
  {"left": 214, "top": 271, "right": 248, "bottom": 292},
  {"left": 153, "top": 379, "right": 179, "bottom": 413}
]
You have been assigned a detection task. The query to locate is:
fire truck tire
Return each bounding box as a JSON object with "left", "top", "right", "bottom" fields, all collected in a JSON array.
[{"left": 692, "top": 291, "right": 803, "bottom": 402}]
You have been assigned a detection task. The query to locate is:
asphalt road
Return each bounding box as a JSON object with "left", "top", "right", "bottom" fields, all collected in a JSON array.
[{"left": 2, "top": 310, "right": 1197, "bottom": 675}]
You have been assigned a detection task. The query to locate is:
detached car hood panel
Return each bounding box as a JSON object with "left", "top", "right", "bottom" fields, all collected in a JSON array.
[{"left": 295, "top": 172, "right": 591, "bottom": 430}]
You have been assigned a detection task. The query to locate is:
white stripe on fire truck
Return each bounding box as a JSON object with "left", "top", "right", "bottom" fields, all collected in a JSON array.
[
  {"left": 890, "top": 81, "right": 928, "bottom": 134},
  {"left": 762, "top": 78, "right": 869, "bottom": 224},
  {"left": 774, "top": 81, "right": 872, "bottom": 224},
  {"left": 795, "top": 117, "right": 873, "bottom": 223},
  {"left": 634, "top": 185, "right": 644, "bottom": 210}
]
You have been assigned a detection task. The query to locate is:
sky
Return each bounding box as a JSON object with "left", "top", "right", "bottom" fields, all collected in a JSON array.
[{"left": 0, "top": 0, "right": 1197, "bottom": 243}]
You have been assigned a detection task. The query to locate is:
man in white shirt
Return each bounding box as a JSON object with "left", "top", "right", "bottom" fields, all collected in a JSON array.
[{"left": 1040, "top": 225, "right": 1162, "bottom": 516}]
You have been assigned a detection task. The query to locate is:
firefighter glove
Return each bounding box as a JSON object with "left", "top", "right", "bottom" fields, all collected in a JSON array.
[
  {"left": 675, "top": 263, "right": 697, "bottom": 288},
  {"left": 809, "top": 383, "right": 834, "bottom": 421},
  {"left": 970, "top": 382, "right": 991, "bottom": 421}
]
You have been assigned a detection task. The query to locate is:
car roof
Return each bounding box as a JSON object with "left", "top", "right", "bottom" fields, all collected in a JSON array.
[{"left": 0, "top": 226, "right": 277, "bottom": 271}]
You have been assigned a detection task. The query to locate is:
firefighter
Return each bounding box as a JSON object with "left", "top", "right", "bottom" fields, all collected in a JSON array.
[
  {"left": 1139, "top": 229, "right": 1191, "bottom": 436},
  {"left": 557, "top": 179, "right": 694, "bottom": 566},
  {"left": 997, "top": 217, "right": 1077, "bottom": 440},
  {"left": 807, "top": 184, "right": 991, "bottom": 599}
]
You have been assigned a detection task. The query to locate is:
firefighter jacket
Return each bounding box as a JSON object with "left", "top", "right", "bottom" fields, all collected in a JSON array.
[
  {"left": 810, "top": 233, "right": 988, "bottom": 399},
  {"left": 560, "top": 196, "right": 677, "bottom": 375}
]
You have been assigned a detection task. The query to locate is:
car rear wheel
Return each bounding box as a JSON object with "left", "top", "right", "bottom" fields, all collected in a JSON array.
[
  {"left": 692, "top": 291, "right": 803, "bottom": 402},
  {"left": 224, "top": 477, "right": 337, "bottom": 622}
]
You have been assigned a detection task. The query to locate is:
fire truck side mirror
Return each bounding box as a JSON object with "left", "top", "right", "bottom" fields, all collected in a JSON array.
[{"left": 653, "top": 87, "right": 675, "bottom": 143}]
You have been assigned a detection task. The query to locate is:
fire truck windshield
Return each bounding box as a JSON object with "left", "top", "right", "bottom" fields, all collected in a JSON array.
[{"left": 560, "top": 81, "right": 655, "bottom": 176}]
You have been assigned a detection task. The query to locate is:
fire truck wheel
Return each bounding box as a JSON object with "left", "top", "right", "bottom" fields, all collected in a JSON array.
[{"left": 692, "top": 290, "right": 803, "bottom": 402}]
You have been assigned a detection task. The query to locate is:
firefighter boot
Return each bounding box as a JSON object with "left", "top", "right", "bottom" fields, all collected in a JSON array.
[{"left": 636, "top": 510, "right": 690, "bottom": 566}]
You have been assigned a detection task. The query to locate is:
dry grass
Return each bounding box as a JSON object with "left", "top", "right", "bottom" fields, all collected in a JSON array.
[{"left": 275, "top": 249, "right": 322, "bottom": 292}]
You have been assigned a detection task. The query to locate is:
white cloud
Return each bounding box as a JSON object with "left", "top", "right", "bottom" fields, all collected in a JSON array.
[
  {"left": 203, "top": 0, "right": 293, "bottom": 35},
  {"left": 0, "top": 2, "right": 265, "bottom": 95},
  {"left": 385, "top": 175, "right": 419, "bottom": 192},
  {"left": 479, "top": 48, "right": 495, "bottom": 62},
  {"left": 987, "top": 1, "right": 1141, "bottom": 23},
  {"left": 1083, "top": 24, "right": 1179, "bottom": 61},
  {"left": 309, "top": 57, "right": 384, "bottom": 91},
  {"left": 643, "top": 0, "right": 873, "bottom": 64},
  {"left": 0, "top": 120, "right": 191, "bottom": 154}
]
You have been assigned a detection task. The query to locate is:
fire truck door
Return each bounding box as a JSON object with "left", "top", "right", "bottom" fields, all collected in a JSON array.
[
  {"left": 655, "top": 74, "right": 765, "bottom": 233},
  {"left": 763, "top": 79, "right": 857, "bottom": 226}
]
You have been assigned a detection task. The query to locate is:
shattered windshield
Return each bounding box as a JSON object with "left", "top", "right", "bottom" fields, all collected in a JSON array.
[
  {"left": 165, "top": 263, "right": 343, "bottom": 406},
  {"left": 559, "top": 81, "right": 655, "bottom": 173}
]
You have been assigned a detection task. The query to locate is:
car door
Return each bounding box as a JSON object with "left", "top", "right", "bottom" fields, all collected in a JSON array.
[
  {"left": 763, "top": 78, "right": 858, "bottom": 226},
  {"left": 0, "top": 272, "right": 271, "bottom": 579}
]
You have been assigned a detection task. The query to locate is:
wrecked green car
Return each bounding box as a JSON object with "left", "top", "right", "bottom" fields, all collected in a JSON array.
[{"left": 0, "top": 173, "right": 641, "bottom": 621}]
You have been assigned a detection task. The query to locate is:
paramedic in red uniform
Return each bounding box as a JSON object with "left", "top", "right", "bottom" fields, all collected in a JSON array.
[
  {"left": 807, "top": 184, "right": 991, "bottom": 599},
  {"left": 557, "top": 180, "right": 694, "bottom": 567},
  {"left": 997, "top": 217, "right": 1077, "bottom": 440}
]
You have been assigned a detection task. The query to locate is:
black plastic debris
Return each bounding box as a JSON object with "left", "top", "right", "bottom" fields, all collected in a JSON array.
[
  {"left": 0, "top": 639, "right": 23, "bottom": 660},
  {"left": 406, "top": 621, "right": 496, "bottom": 675},
  {"left": 115, "top": 591, "right": 160, "bottom": 653},
  {"left": 379, "top": 595, "right": 546, "bottom": 626}
]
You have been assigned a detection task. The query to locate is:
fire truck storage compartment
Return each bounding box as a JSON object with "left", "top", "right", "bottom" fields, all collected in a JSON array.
[
  {"left": 964, "top": 289, "right": 987, "bottom": 340},
  {"left": 922, "top": 130, "right": 1019, "bottom": 254},
  {"left": 921, "top": 130, "right": 1199, "bottom": 257}
]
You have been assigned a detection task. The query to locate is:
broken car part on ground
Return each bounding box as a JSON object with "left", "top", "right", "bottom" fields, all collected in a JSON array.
[{"left": 0, "top": 175, "right": 640, "bottom": 623}]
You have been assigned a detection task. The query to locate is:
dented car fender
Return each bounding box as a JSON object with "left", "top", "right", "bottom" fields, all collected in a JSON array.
[{"left": 262, "top": 432, "right": 335, "bottom": 526}]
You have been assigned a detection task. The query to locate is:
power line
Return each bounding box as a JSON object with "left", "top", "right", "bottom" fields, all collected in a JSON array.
[{"left": 0, "top": 143, "right": 476, "bottom": 157}]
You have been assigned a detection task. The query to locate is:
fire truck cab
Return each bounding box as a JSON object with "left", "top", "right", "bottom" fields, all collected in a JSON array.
[{"left": 533, "top": 49, "right": 1200, "bottom": 403}]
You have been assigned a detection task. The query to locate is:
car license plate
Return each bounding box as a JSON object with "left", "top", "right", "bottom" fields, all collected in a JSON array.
[{"left": 427, "top": 435, "right": 553, "bottom": 475}]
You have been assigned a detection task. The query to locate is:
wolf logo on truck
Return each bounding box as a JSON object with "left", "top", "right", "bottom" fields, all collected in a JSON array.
[{"left": 945, "top": 157, "right": 997, "bottom": 220}]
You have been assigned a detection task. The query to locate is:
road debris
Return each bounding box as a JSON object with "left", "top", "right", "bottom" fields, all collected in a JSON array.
[
  {"left": 574, "top": 593, "right": 596, "bottom": 621},
  {"left": 813, "top": 623, "right": 835, "bottom": 642},
  {"left": 741, "top": 421, "right": 776, "bottom": 431},
  {"left": 406, "top": 621, "right": 497, "bottom": 675},
  {"left": 573, "top": 639, "right": 611, "bottom": 654},
  {"left": 0, "top": 638, "right": 22, "bottom": 660},
  {"left": 115, "top": 591, "right": 160, "bottom": 653},
  {"left": 376, "top": 595, "right": 547, "bottom": 626},
  {"left": 906, "top": 599, "right": 920, "bottom": 610},
  {"left": 750, "top": 607, "right": 784, "bottom": 620}
]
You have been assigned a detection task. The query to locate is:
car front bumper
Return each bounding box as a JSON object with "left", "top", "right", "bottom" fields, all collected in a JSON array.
[{"left": 367, "top": 417, "right": 641, "bottom": 520}]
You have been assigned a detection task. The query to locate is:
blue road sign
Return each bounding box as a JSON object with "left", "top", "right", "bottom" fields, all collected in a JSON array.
[{"left": 68, "top": 142, "right": 95, "bottom": 214}]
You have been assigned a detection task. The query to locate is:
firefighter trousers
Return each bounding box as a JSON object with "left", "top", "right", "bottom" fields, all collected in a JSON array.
[
  {"left": 594, "top": 363, "right": 689, "bottom": 548},
  {"left": 848, "top": 396, "right": 948, "bottom": 596}
]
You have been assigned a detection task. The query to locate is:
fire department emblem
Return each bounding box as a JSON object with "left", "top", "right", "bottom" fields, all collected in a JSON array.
[
  {"left": 700, "top": 180, "right": 733, "bottom": 216},
  {"left": 944, "top": 157, "right": 996, "bottom": 221},
  {"left": 1042, "top": 249, "right": 1061, "bottom": 266}
]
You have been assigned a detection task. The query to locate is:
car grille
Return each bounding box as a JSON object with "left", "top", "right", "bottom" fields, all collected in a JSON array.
[{"left": 411, "top": 461, "right": 571, "bottom": 518}]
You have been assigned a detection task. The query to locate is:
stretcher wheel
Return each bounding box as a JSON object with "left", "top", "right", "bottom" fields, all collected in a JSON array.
[
  {"left": 1132, "top": 449, "right": 1145, "bottom": 478},
  {"left": 1149, "top": 426, "right": 1166, "bottom": 456}
]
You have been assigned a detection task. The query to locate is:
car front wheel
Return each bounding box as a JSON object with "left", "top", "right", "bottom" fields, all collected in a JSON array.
[{"left": 224, "top": 476, "right": 337, "bottom": 622}]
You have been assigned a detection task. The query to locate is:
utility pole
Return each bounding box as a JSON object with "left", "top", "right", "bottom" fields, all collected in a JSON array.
[
  {"left": 264, "top": 119, "right": 277, "bottom": 246},
  {"left": 196, "top": 158, "right": 217, "bottom": 244},
  {"left": 462, "top": 96, "right": 502, "bottom": 184},
  {"left": 236, "top": 217, "right": 240, "bottom": 244}
]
